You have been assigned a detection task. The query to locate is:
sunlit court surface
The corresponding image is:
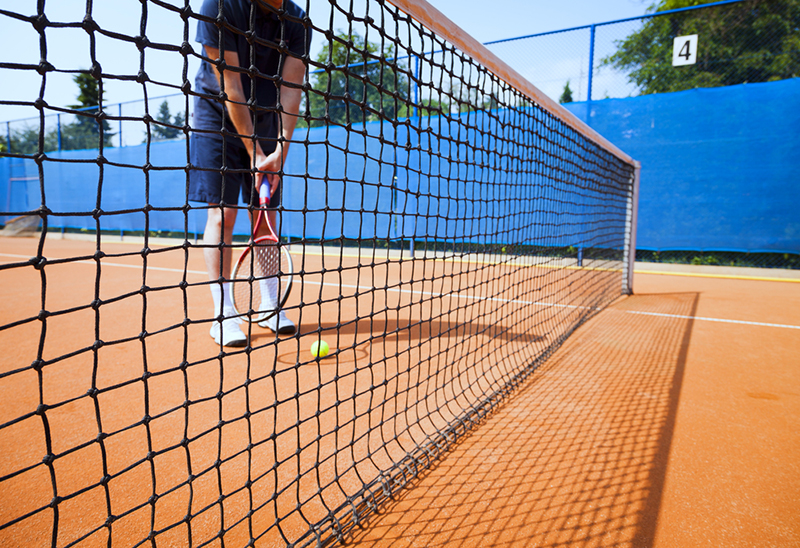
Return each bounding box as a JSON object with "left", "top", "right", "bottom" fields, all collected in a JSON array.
[
  {"left": 1, "top": 234, "right": 630, "bottom": 547},
  {"left": 2, "top": 233, "right": 799, "bottom": 547},
  {"left": 346, "top": 272, "right": 800, "bottom": 547},
  {"left": 2, "top": 0, "right": 799, "bottom": 546}
]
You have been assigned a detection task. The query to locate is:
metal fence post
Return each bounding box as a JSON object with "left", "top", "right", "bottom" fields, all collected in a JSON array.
[
  {"left": 119, "top": 103, "right": 123, "bottom": 147},
  {"left": 57, "top": 113, "right": 62, "bottom": 151},
  {"left": 587, "top": 24, "right": 596, "bottom": 103},
  {"left": 413, "top": 54, "right": 420, "bottom": 118},
  {"left": 5, "top": 122, "right": 10, "bottom": 153}
]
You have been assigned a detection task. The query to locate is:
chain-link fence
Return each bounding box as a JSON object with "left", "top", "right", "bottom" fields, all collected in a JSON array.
[
  {"left": 486, "top": 0, "right": 799, "bottom": 270},
  {"left": 1, "top": 93, "right": 189, "bottom": 153},
  {"left": 486, "top": 0, "right": 799, "bottom": 103},
  {"left": 5, "top": 0, "right": 795, "bottom": 147}
]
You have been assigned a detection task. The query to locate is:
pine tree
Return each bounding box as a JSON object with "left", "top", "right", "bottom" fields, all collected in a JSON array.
[
  {"left": 61, "top": 73, "right": 114, "bottom": 150},
  {"left": 152, "top": 101, "right": 185, "bottom": 140},
  {"left": 559, "top": 81, "right": 574, "bottom": 104}
]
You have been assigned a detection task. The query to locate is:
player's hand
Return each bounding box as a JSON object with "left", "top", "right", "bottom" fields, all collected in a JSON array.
[
  {"left": 257, "top": 148, "right": 284, "bottom": 197},
  {"left": 254, "top": 172, "right": 270, "bottom": 201}
]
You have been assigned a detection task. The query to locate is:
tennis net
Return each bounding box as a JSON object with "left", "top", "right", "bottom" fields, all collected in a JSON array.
[{"left": 0, "top": 0, "right": 638, "bottom": 546}]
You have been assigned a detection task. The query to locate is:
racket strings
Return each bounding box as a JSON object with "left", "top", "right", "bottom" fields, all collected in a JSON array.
[
  {"left": 233, "top": 241, "right": 292, "bottom": 318},
  {"left": 255, "top": 243, "right": 281, "bottom": 311},
  {"left": 232, "top": 251, "right": 264, "bottom": 319}
]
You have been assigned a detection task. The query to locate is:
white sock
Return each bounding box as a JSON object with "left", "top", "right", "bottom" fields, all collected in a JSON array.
[
  {"left": 223, "top": 282, "right": 238, "bottom": 316},
  {"left": 259, "top": 277, "right": 279, "bottom": 310},
  {"left": 210, "top": 282, "right": 236, "bottom": 318}
]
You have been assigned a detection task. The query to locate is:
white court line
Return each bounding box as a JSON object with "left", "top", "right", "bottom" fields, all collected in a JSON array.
[
  {"left": 618, "top": 309, "right": 799, "bottom": 330},
  {"left": 0, "top": 253, "right": 208, "bottom": 276},
  {"left": 2, "top": 252, "right": 797, "bottom": 330}
]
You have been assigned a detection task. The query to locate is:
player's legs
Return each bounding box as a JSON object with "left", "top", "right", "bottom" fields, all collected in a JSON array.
[
  {"left": 203, "top": 205, "right": 237, "bottom": 281},
  {"left": 203, "top": 206, "right": 238, "bottom": 307},
  {"left": 190, "top": 134, "right": 249, "bottom": 346},
  {"left": 203, "top": 205, "right": 247, "bottom": 346}
]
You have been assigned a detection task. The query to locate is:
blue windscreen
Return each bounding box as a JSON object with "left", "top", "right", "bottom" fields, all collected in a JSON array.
[
  {"left": 2, "top": 78, "right": 797, "bottom": 254},
  {"left": 565, "top": 78, "right": 800, "bottom": 254}
]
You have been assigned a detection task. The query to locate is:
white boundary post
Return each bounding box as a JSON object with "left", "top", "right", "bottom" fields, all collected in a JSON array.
[{"left": 623, "top": 162, "right": 641, "bottom": 295}]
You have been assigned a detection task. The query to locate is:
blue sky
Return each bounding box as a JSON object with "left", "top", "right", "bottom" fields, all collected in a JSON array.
[
  {"left": 422, "top": 0, "right": 648, "bottom": 42},
  {"left": 0, "top": 0, "right": 650, "bottom": 128}
]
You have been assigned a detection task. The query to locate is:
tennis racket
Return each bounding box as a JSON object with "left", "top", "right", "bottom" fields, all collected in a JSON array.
[{"left": 232, "top": 182, "right": 293, "bottom": 323}]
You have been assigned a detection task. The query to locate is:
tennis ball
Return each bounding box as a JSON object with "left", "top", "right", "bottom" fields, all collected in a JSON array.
[{"left": 311, "top": 340, "right": 329, "bottom": 358}]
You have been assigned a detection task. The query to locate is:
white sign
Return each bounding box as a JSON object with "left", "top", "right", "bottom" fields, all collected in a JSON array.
[{"left": 673, "top": 35, "right": 698, "bottom": 66}]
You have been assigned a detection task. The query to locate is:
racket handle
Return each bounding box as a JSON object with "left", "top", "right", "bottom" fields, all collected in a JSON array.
[{"left": 259, "top": 180, "right": 271, "bottom": 206}]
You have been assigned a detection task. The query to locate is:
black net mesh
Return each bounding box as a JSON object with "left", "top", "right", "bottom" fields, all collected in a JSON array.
[{"left": 0, "top": 0, "right": 635, "bottom": 546}]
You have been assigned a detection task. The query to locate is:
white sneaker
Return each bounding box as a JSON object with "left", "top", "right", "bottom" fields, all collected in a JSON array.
[
  {"left": 209, "top": 317, "right": 248, "bottom": 347},
  {"left": 258, "top": 310, "right": 296, "bottom": 334}
]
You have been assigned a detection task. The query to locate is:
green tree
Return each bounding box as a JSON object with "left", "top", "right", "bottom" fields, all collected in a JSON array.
[
  {"left": 6, "top": 125, "right": 59, "bottom": 154},
  {"left": 151, "top": 100, "right": 185, "bottom": 141},
  {"left": 61, "top": 73, "right": 114, "bottom": 150},
  {"left": 559, "top": 81, "right": 574, "bottom": 103},
  {"left": 417, "top": 96, "right": 450, "bottom": 118},
  {"left": 4, "top": 73, "right": 115, "bottom": 154},
  {"left": 602, "top": 0, "right": 800, "bottom": 95},
  {"left": 305, "top": 31, "right": 411, "bottom": 127}
]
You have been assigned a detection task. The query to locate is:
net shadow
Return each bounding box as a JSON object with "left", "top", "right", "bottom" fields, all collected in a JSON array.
[
  {"left": 317, "top": 318, "right": 543, "bottom": 344},
  {"left": 345, "top": 291, "right": 698, "bottom": 547}
]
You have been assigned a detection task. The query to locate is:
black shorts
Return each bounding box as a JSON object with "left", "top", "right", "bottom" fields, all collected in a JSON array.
[{"left": 188, "top": 134, "right": 281, "bottom": 208}]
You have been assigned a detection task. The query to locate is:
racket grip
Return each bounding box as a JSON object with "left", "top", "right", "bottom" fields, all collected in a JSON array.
[{"left": 259, "top": 180, "right": 271, "bottom": 206}]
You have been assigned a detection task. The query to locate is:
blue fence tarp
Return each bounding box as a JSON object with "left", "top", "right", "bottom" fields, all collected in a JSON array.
[
  {"left": 2, "top": 78, "right": 797, "bottom": 254},
  {"left": 0, "top": 108, "right": 628, "bottom": 253},
  {"left": 565, "top": 77, "right": 800, "bottom": 254}
]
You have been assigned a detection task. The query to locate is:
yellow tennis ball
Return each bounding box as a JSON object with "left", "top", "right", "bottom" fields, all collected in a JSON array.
[{"left": 311, "top": 340, "right": 329, "bottom": 358}]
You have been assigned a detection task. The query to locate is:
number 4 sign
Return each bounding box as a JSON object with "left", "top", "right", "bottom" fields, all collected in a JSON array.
[{"left": 673, "top": 35, "right": 698, "bottom": 66}]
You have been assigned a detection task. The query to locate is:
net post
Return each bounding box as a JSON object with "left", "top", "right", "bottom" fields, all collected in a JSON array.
[{"left": 623, "top": 162, "right": 641, "bottom": 295}]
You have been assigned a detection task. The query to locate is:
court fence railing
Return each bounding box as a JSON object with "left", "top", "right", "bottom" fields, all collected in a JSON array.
[
  {"left": 483, "top": 0, "right": 797, "bottom": 104},
  {"left": 2, "top": 0, "right": 797, "bottom": 270}
]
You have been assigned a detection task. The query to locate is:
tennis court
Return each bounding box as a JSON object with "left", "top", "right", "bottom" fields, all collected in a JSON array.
[
  {"left": 345, "top": 270, "right": 800, "bottom": 547},
  {"left": 2, "top": 234, "right": 798, "bottom": 547},
  {"left": 2, "top": 0, "right": 798, "bottom": 546},
  {"left": 1, "top": 233, "right": 624, "bottom": 546}
]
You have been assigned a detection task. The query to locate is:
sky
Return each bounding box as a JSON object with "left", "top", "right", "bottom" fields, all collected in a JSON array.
[{"left": 0, "top": 0, "right": 651, "bottom": 131}]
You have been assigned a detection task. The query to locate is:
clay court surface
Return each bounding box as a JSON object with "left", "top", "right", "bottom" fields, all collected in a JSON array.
[{"left": 1, "top": 235, "right": 798, "bottom": 547}]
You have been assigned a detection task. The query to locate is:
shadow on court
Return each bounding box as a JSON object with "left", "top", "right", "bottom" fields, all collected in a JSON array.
[
  {"left": 1, "top": 234, "right": 702, "bottom": 547},
  {"left": 345, "top": 292, "right": 698, "bottom": 548},
  {"left": 316, "top": 318, "right": 542, "bottom": 344}
]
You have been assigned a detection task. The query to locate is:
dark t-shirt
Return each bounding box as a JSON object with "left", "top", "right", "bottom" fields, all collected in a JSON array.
[{"left": 193, "top": 0, "right": 310, "bottom": 147}]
